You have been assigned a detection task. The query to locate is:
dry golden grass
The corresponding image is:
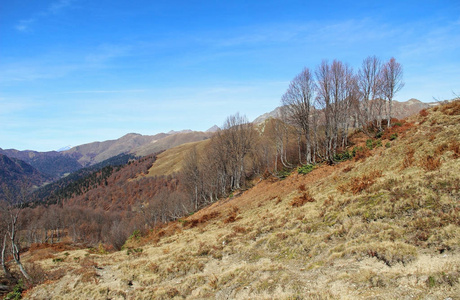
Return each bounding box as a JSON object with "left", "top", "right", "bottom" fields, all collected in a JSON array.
[
  {"left": 143, "top": 139, "right": 210, "bottom": 177},
  {"left": 24, "top": 102, "right": 460, "bottom": 299}
]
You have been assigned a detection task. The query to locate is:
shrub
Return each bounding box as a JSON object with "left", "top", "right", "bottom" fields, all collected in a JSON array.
[
  {"left": 334, "top": 150, "right": 352, "bottom": 162},
  {"left": 297, "top": 164, "right": 315, "bottom": 174},
  {"left": 366, "top": 139, "right": 374, "bottom": 150},
  {"left": 352, "top": 146, "right": 371, "bottom": 161},
  {"left": 419, "top": 109, "right": 429, "bottom": 117},
  {"left": 186, "top": 212, "right": 220, "bottom": 228},
  {"left": 385, "top": 142, "right": 391, "bottom": 148},
  {"left": 5, "top": 280, "right": 23, "bottom": 300},
  {"left": 420, "top": 155, "right": 442, "bottom": 171},
  {"left": 129, "top": 229, "right": 141, "bottom": 241},
  {"left": 449, "top": 139, "right": 460, "bottom": 158},
  {"left": 350, "top": 170, "right": 383, "bottom": 194},
  {"left": 223, "top": 206, "right": 239, "bottom": 224},
  {"left": 126, "top": 248, "right": 143, "bottom": 255},
  {"left": 342, "top": 165, "right": 353, "bottom": 173},
  {"left": 389, "top": 133, "right": 398, "bottom": 140},
  {"left": 290, "top": 190, "right": 315, "bottom": 207},
  {"left": 402, "top": 147, "right": 415, "bottom": 168},
  {"left": 440, "top": 100, "right": 460, "bottom": 115},
  {"left": 277, "top": 169, "right": 292, "bottom": 179}
]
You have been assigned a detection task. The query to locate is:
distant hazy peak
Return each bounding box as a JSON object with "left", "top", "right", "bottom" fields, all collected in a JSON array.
[
  {"left": 57, "top": 145, "right": 72, "bottom": 152},
  {"left": 206, "top": 125, "right": 220, "bottom": 132},
  {"left": 167, "top": 129, "right": 193, "bottom": 135},
  {"left": 406, "top": 98, "right": 422, "bottom": 104}
]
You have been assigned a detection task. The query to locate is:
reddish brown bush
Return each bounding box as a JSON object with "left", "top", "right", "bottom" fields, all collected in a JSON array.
[
  {"left": 186, "top": 211, "right": 220, "bottom": 228},
  {"left": 382, "top": 119, "right": 414, "bottom": 140},
  {"left": 290, "top": 190, "right": 315, "bottom": 207},
  {"left": 419, "top": 109, "right": 429, "bottom": 117},
  {"left": 420, "top": 155, "right": 442, "bottom": 171},
  {"left": 435, "top": 143, "right": 449, "bottom": 156},
  {"left": 223, "top": 206, "right": 239, "bottom": 224},
  {"left": 233, "top": 226, "right": 247, "bottom": 234},
  {"left": 440, "top": 100, "right": 460, "bottom": 116},
  {"left": 342, "top": 166, "right": 353, "bottom": 173},
  {"left": 449, "top": 140, "right": 460, "bottom": 159},
  {"left": 353, "top": 147, "right": 371, "bottom": 161},
  {"left": 350, "top": 170, "right": 383, "bottom": 194},
  {"left": 402, "top": 147, "right": 416, "bottom": 169}
]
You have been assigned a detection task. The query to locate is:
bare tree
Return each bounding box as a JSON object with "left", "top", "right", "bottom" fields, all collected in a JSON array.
[
  {"left": 182, "top": 146, "right": 201, "bottom": 210},
  {"left": 381, "top": 57, "right": 404, "bottom": 127},
  {"left": 215, "top": 113, "right": 255, "bottom": 190},
  {"left": 357, "top": 56, "right": 383, "bottom": 132},
  {"left": 315, "top": 60, "right": 333, "bottom": 162},
  {"left": 281, "top": 67, "right": 316, "bottom": 164},
  {"left": 316, "top": 59, "right": 354, "bottom": 162},
  {"left": 0, "top": 185, "right": 32, "bottom": 281}
]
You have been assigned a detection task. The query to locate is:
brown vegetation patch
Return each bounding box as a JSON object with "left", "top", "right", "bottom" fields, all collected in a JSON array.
[
  {"left": 419, "top": 109, "right": 429, "bottom": 117},
  {"left": 449, "top": 139, "right": 460, "bottom": 159},
  {"left": 382, "top": 119, "right": 414, "bottom": 140},
  {"left": 402, "top": 147, "right": 416, "bottom": 169},
  {"left": 420, "top": 155, "right": 442, "bottom": 171},
  {"left": 338, "top": 170, "right": 383, "bottom": 195},
  {"left": 353, "top": 146, "right": 371, "bottom": 161},
  {"left": 223, "top": 206, "right": 240, "bottom": 224},
  {"left": 435, "top": 143, "right": 449, "bottom": 156},
  {"left": 342, "top": 165, "right": 353, "bottom": 173},
  {"left": 350, "top": 170, "right": 383, "bottom": 194},
  {"left": 440, "top": 100, "right": 460, "bottom": 116},
  {"left": 290, "top": 190, "right": 316, "bottom": 207},
  {"left": 185, "top": 211, "right": 221, "bottom": 228},
  {"left": 141, "top": 223, "right": 182, "bottom": 246},
  {"left": 29, "top": 242, "right": 79, "bottom": 253}
]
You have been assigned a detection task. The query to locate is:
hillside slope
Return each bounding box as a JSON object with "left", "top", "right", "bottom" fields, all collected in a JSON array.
[
  {"left": 0, "top": 154, "right": 51, "bottom": 197},
  {"left": 63, "top": 133, "right": 167, "bottom": 167},
  {"left": 63, "top": 131, "right": 213, "bottom": 167},
  {"left": 133, "top": 131, "right": 213, "bottom": 158},
  {"left": 0, "top": 148, "right": 81, "bottom": 178},
  {"left": 24, "top": 101, "right": 460, "bottom": 299}
]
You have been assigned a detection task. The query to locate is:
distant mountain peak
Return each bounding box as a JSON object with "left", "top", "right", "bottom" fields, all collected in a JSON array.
[
  {"left": 167, "top": 129, "right": 193, "bottom": 135},
  {"left": 57, "top": 145, "right": 72, "bottom": 152},
  {"left": 206, "top": 125, "right": 220, "bottom": 132},
  {"left": 407, "top": 98, "right": 422, "bottom": 104}
]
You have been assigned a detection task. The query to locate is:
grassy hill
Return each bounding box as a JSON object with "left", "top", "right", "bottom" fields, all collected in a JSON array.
[{"left": 20, "top": 101, "right": 460, "bottom": 299}]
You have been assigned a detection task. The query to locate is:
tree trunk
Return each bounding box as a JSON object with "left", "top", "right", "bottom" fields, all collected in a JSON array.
[
  {"left": 1, "top": 234, "right": 12, "bottom": 279},
  {"left": 387, "top": 99, "right": 392, "bottom": 127}
]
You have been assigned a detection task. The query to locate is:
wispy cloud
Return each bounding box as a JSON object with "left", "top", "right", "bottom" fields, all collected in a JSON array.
[
  {"left": 85, "top": 44, "right": 132, "bottom": 64},
  {"left": 48, "top": 0, "right": 74, "bottom": 14},
  {"left": 0, "top": 42, "right": 132, "bottom": 84},
  {"left": 15, "top": 18, "right": 36, "bottom": 32},
  {"left": 15, "top": 0, "right": 75, "bottom": 32},
  {"left": 398, "top": 20, "right": 460, "bottom": 60},
  {"left": 57, "top": 89, "right": 148, "bottom": 94}
]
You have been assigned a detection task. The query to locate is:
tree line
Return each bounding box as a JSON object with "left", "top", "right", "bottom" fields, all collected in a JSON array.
[{"left": 182, "top": 55, "right": 404, "bottom": 208}]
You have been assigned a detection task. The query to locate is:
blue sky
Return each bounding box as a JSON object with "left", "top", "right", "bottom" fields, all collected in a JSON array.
[{"left": 1, "top": 0, "right": 459, "bottom": 151}]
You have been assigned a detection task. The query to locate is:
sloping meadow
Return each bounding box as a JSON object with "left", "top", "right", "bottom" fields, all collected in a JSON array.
[{"left": 25, "top": 101, "right": 460, "bottom": 299}]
